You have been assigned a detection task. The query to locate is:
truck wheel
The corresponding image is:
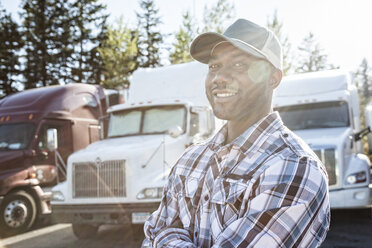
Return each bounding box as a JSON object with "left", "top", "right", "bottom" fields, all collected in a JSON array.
[
  {"left": 72, "top": 223, "right": 98, "bottom": 239},
  {"left": 0, "top": 191, "right": 37, "bottom": 236}
]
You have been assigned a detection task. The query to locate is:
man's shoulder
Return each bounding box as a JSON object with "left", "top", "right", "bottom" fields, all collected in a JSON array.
[
  {"left": 271, "top": 127, "right": 328, "bottom": 182},
  {"left": 277, "top": 126, "right": 318, "bottom": 160},
  {"left": 171, "top": 142, "right": 212, "bottom": 177}
]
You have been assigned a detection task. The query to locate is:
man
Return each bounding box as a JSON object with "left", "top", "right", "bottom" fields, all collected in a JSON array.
[{"left": 143, "top": 19, "right": 330, "bottom": 247}]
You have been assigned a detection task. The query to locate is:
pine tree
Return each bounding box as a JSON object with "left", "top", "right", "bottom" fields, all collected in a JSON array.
[
  {"left": 21, "top": 0, "right": 62, "bottom": 88},
  {"left": 357, "top": 58, "right": 371, "bottom": 99},
  {"left": 295, "top": 32, "right": 338, "bottom": 73},
  {"left": 267, "top": 10, "right": 292, "bottom": 75},
  {"left": 52, "top": 0, "right": 75, "bottom": 84},
  {"left": 70, "top": 0, "right": 108, "bottom": 84},
  {"left": 98, "top": 19, "right": 139, "bottom": 89},
  {"left": 169, "top": 11, "right": 195, "bottom": 64},
  {"left": 202, "top": 0, "right": 235, "bottom": 33},
  {"left": 136, "top": 0, "right": 163, "bottom": 68},
  {"left": 0, "top": 7, "right": 23, "bottom": 97},
  {"left": 355, "top": 58, "right": 371, "bottom": 149}
]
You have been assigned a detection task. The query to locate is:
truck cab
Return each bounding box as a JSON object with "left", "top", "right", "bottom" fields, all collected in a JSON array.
[
  {"left": 0, "top": 84, "right": 107, "bottom": 235},
  {"left": 273, "top": 70, "right": 372, "bottom": 209},
  {"left": 51, "top": 62, "right": 224, "bottom": 239}
]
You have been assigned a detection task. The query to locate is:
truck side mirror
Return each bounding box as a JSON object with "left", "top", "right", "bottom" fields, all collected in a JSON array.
[
  {"left": 47, "top": 128, "right": 58, "bottom": 151},
  {"left": 365, "top": 106, "right": 372, "bottom": 153},
  {"left": 168, "top": 126, "right": 183, "bottom": 138},
  {"left": 189, "top": 106, "right": 215, "bottom": 139}
]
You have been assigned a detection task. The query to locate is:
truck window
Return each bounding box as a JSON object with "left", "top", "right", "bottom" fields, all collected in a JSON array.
[
  {"left": 143, "top": 107, "right": 185, "bottom": 133},
  {"left": 108, "top": 105, "right": 186, "bottom": 138},
  {"left": 275, "top": 101, "right": 350, "bottom": 130},
  {"left": 0, "top": 123, "right": 35, "bottom": 150},
  {"left": 108, "top": 110, "right": 141, "bottom": 137}
]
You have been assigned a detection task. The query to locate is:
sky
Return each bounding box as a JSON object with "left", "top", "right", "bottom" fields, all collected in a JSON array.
[{"left": 2, "top": 0, "right": 372, "bottom": 72}]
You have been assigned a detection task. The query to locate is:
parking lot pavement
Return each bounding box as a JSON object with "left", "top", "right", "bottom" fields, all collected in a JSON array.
[{"left": 0, "top": 209, "right": 371, "bottom": 248}]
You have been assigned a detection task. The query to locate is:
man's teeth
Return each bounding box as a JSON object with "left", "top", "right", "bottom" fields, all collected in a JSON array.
[{"left": 215, "top": 92, "right": 237, "bottom": 97}]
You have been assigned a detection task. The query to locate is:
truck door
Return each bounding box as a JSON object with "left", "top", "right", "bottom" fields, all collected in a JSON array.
[{"left": 35, "top": 120, "right": 72, "bottom": 183}]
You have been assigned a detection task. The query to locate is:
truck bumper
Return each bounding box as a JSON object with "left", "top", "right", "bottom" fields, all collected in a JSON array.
[
  {"left": 52, "top": 202, "right": 159, "bottom": 225},
  {"left": 33, "top": 186, "right": 52, "bottom": 215},
  {"left": 330, "top": 185, "right": 372, "bottom": 209}
]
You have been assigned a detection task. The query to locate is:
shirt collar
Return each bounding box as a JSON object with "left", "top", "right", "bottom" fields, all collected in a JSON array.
[{"left": 208, "top": 112, "right": 283, "bottom": 152}]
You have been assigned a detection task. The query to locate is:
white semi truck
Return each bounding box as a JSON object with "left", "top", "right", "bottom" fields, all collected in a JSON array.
[
  {"left": 273, "top": 70, "right": 372, "bottom": 209},
  {"left": 50, "top": 62, "right": 223, "bottom": 238}
]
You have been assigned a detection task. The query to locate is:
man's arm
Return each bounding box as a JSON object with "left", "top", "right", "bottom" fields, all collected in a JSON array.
[
  {"left": 213, "top": 156, "right": 330, "bottom": 248},
  {"left": 143, "top": 168, "right": 195, "bottom": 248}
]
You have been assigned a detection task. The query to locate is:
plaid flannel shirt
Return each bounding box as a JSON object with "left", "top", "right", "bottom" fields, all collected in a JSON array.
[{"left": 143, "top": 112, "right": 330, "bottom": 248}]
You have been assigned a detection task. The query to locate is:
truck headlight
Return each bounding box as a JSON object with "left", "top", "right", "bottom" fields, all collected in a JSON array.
[
  {"left": 137, "top": 187, "right": 163, "bottom": 200},
  {"left": 346, "top": 171, "right": 367, "bottom": 184},
  {"left": 51, "top": 191, "right": 65, "bottom": 201}
]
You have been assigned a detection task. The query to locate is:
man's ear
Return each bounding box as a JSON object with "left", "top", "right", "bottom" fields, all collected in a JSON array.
[{"left": 269, "top": 69, "right": 282, "bottom": 89}]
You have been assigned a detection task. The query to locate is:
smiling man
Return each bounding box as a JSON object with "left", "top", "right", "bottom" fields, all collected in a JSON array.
[{"left": 143, "top": 19, "right": 330, "bottom": 248}]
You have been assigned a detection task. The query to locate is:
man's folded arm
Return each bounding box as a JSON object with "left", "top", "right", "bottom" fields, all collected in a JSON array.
[
  {"left": 213, "top": 158, "right": 330, "bottom": 248},
  {"left": 143, "top": 171, "right": 195, "bottom": 248}
]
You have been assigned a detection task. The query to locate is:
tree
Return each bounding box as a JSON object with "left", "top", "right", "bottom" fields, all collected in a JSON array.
[
  {"left": 295, "top": 32, "right": 338, "bottom": 73},
  {"left": 136, "top": 0, "right": 163, "bottom": 68},
  {"left": 267, "top": 10, "right": 293, "bottom": 75},
  {"left": 357, "top": 58, "right": 371, "bottom": 99},
  {"left": 202, "top": 0, "right": 235, "bottom": 33},
  {"left": 0, "top": 7, "right": 23, "bottom": 97},
  {"left": 70, "top": 0, "right": 108, "bottom": 84},
  {"left": 354, "top": 58, "right": 371, "bottom": 153},
  {"left": 98, "top": 19, "right": 138, "bottom": 89},
  {"left": 21, "top": 0, "right": 63, "bottom": 88},
  {"left": 51, "top": 0, "right": 75, "bottom": 84},
  {"left": 169, "top": 11, "right": 195, "bottom": 64}
]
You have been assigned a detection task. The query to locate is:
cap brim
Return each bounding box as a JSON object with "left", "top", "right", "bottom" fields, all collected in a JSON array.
[{"left": 190, "top": 32, "right": 267, "bottom": 64}]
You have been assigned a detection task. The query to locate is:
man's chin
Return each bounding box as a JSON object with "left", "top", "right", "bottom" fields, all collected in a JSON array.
[{"left": 213, "top": 110, "right": 233, "bottom": 120}]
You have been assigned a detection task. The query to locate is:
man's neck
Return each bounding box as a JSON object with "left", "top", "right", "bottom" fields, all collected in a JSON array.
[{"left": 225, "top": 111, "right": 270, "bottom": 144}]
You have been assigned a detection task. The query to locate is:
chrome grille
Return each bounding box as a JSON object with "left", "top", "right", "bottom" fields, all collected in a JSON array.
[
  {"left": 313, "top": 148, "right": 337, "bottom": 185},
  {"left": 73, "top": 160, "right": 126, "bottom": 198}
]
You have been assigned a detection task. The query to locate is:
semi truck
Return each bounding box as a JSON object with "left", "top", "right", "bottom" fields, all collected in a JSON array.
[
  {"left": 51, "top": 62, "right": 224, "bottom": 239},
  {"left": 273, "top": 70, "right": 372, "bottom": 209},
  {"left": 0, "top": 84, "right": 110, "bottom": 235}
]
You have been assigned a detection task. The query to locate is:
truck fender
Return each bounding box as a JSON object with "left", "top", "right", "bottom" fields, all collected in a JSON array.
[{"left": 344, "top": 153, "right": 371, "bottom": 184}]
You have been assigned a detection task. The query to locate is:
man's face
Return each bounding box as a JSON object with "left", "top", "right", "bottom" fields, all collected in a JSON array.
[{"left": 205, "top": 42, "right": 274, "bottom": 121}]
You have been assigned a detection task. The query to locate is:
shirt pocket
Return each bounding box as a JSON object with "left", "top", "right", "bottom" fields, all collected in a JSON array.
[
  {"left": 175, "top": 175, "right": 201, "bottom": 229},
  {"left": 211, "top": 177, "right": 247, "bottom": 227}
]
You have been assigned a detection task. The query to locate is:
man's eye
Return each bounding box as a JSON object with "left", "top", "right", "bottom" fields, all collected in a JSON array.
[
  {"left": 233, "top": 62, "right": 246, "bottom": 68},
  {"left": 208, "top": 64, "right": 219, "bottom": 70}
]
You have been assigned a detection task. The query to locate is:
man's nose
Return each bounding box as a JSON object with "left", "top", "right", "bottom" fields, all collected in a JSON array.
[{"left": 212, "top": 66, "right": 231, "bottom": 86}]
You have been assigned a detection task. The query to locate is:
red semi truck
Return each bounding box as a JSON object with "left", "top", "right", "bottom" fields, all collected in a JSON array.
[{"left": 0, "top": 83, "right": 111, "bottom": 235}]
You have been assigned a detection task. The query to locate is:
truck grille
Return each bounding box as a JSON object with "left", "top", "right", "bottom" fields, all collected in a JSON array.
[
  {"left": 73, "top": 160, "right": 126, "bottom": 198},
  {"left": 313, "top": 148, "right": 337, "bottom": 185}
]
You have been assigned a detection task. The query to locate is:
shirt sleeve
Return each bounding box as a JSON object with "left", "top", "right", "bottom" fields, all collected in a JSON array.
[
  {"left": 143, "top": 166, "right": 196, "bottom": 248},
  {"left": 212, "top": 156, "right": 330, "bottom": 248}
]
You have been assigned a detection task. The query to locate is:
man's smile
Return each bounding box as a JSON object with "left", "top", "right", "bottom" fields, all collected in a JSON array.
[{"left": 211, "top": 88, "right": 239, "bottom": 103}]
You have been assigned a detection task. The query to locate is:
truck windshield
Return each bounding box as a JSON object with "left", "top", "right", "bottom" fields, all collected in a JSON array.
[
  {"left": 108, "top": 105, "right": 186, "bottom": 138},
  {"left": 0, "top": 123, "right": 36, "bottom": 150},
  {"left": 275, "top": 101, "right": 350, "bottom": 130}
]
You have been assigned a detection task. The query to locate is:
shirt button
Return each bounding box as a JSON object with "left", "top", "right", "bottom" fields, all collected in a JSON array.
[
  {"left": 204, "top": 195, "right": 209, "bottom": 201},
  {"left": 195, "top": 231, "right": 198, "bottom": 237},
  {"left": 283, "top": 133, "right": 288, "bottom": 137}
]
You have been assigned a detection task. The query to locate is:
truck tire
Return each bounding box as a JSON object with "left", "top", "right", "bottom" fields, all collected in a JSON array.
[
  {"left": 72, "top": 223, "right": 98, "bottom": 239},
  {"left": 0, "top": 190, "right": 37, "bottom": 236}
]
